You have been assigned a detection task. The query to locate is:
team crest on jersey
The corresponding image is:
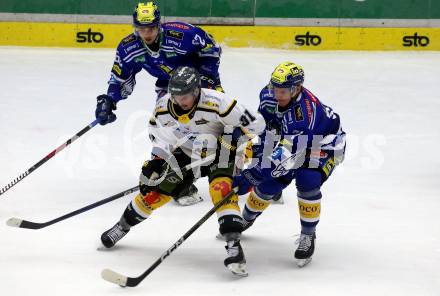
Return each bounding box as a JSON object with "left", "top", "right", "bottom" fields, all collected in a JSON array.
[
  {"left": 166, "top": 30, "right": 184, "bottom": 40},
  {"left": 294, "top": 105, "right": 304, "bottom": 122}
]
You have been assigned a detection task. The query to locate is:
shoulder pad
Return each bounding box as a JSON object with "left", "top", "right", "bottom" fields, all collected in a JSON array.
[
  {"left": 203, "top": 89, "right": 237, "bottom": 117},
  {"left": 121, "top": 34, "right": 137, "bottom": 45},
  {"left": 154, "top": 95, "right": 170, "bottom": 115},
  {"left": 118, "top": 34, "right": 143, "bottom": 56},
  {"left": 198, "top": 89, "right": 222, "bottom": 112},
  {"left": 162, "top": 22, "right": 197, "bottom": 51},
  {"left": 259, "top": 86, "right": 277, "bottom": 108},
  {"left": 302, "top": 87, "right": 320, "bottom": 105},
  {"left": 259, "top": 85, "right": 274, "bottom": 100}
]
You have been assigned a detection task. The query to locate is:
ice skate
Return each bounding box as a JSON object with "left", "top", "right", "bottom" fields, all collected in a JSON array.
[
  {"left": 101, "top": 222, "right": 130, "bottom": 248},
  {"left": 174, "top": 184, "right": 203, "bottom": 206},
  {"left": 224, "top": 233, "right": 248, "bottom": 277},
  {"left": 295, "top": 232, "right": 316, "bottom": 267}
]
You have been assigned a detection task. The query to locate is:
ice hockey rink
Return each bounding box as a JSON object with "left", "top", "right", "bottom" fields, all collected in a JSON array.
[{"left": 1, "top": 47, "right": 439, "bottom": 296}]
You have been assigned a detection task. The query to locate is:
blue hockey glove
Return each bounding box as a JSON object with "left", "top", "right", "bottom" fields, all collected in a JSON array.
[
  {"left": 95, "top": 94, "right": 117, "bottom": 125},
  {"left": 233, "top": 169, "right": 263, "bottom": 196}
]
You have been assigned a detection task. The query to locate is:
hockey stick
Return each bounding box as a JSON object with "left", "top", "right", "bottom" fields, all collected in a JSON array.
[
  {"left": 0, "top": 119, "right": 99, "bottom": 197},
  {"left": 6, "top": 186, "right": 139, "bottom": 230},
  {"left": 6, "top": 154, "right": 216, "bottom": 230},
  {"left": 101, "top": 187, "right": 237, "bottom": 287}
]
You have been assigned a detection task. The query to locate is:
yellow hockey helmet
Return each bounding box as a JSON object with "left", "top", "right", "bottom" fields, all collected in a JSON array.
[
  {"left": 133, "top": 2, "right": 161, "bottom": 27},
  {"left": 270, "top": 62, "right": 305, "bottom": 88}
]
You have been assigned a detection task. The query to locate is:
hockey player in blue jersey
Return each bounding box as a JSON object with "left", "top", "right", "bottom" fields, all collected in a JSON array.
[
  {"left": 232, "top": 62, "right": 346, "bottom": 267},
  {"left": 94, "top": 2, "right": 222, "bottom": 206}
]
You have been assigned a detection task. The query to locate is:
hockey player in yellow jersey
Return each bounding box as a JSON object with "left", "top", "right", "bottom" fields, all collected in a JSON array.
[{"left": 101, "top": 66, "right": 265, "bottom": 276}]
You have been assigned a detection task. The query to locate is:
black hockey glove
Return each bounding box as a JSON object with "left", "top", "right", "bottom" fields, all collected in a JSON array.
[
  {"left": 200, "top": 75, "right": 224, "bottom": 92},
  {"left": 95, "top": 94, "right": 117, "bottom": 125},
  {"left": 139, "top": 158, "right": 166, "bottom": 196}
]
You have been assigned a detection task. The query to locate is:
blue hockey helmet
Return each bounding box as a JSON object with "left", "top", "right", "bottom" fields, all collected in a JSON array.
[
  {"left": 270, "top": 62, "right": 305, "bottom": 89},
  {"left": 133, "top": 2, "right": 161, "bottom": 27}
]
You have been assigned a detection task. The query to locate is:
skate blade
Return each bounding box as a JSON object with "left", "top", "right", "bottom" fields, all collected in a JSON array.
[
  {"left": 227, "top": 263, "right": 248, "bottom": 277},
  {"left": 296, "top": 257, "right": 312, "bottom": 268},
  {"left": 176, "top": 196, "right": 203, "bottom": 206}
]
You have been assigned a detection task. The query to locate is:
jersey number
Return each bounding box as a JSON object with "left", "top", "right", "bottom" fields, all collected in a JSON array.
[
  {"left": 240, "top": 110, "right": 256, "bottom": 126},
  {"left": 193, "top": 34, "right": 206, "bottom": 47},
  {"left": 324, "top": 106, "right": 337, "bottom": 119}
]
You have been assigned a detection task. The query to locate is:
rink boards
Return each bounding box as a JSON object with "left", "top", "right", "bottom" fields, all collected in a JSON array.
[{"left": 0, "top": 22, "right": 439, "bottom": 50}]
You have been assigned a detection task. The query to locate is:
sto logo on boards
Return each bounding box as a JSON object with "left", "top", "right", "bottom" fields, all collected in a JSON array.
[
  {"left": 76, "top": 28, "right": 104, "bottom": 43},
  {"left": 402, "top": 33, "right": 430, "bottom": 47},
  {"left": 295, "top": 32, "right": 322, "bottom": 46}
]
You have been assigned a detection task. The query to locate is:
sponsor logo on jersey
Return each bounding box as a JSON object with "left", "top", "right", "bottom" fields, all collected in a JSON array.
[
  {"left": 163, "top": 120, "right": 176, "bottom": 127},
  {"left": 295, "top": 32, "right": 322, "bottom": 46},
  {"left": 76, "top": 28, "right": 104, "bottom": 43},
  {"left": 166, "top": 23, "right": 191, "bottom": 30},
  {"left": 125, "top": 43, "right": 139, "bottom": 53},
  {"left": 403, "top": 33, "right": 430, "bottom": 47},
  {"left": 122, "top": 34, "right": 136, "bottom": 45},
  {"left": 201, "top": 43, "right": 214, "bottom": 52},
  {"left": 304, "top": 99, "right": 313, "bottom": 124},
  {"left": 166, "top": 30, "right": 184, "bottom": 40},
  {"left": 195, "top": 118, "right": 209, "bottom": 125},
  {"left": 159, "top": 64, "right": 173, "bottom": 74},
  {"left": 165, "top": 51, "right": 178, "bottom": 58},
  {"left": 112, "top": 64, "right": 122, "bottom": 76},
  {"left": 265, "top": 106, "right": 276, "bottom": 114},
  {"left": 286, "top": 110, "right": 294, "bottom": 123},
  {"left": 134, "top": 55, "right": 146, "bottom": 63},
  {"left": 166, "top": 39, "right": 181, "bottom": 47},
  {"left": 294, "top": 105, "right": 304, "bottom": 122},
  {"left": 202, "top": 100, "right": 219, "bottom": 108}
]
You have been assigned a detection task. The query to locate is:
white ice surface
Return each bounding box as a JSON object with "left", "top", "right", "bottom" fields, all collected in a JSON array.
[{"left": 1, "top": 47, "right": 439, "bottom": 296}]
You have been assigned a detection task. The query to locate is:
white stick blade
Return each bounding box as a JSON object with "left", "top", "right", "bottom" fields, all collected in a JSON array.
[
  {"left": 101, "top": 268, "right": 128, "bottom": 287},
  {"left": 6, "top": 218, "right": 23, "bottom": 228}
]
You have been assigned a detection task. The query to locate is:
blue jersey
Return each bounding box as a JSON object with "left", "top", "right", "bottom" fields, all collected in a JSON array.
[
  {"left": 259, "top": 85, "right": 341, "bottom": 138},
  {"left": 107, "top": 22, "right": 221, "bottom": 102},
  {"left": 254, "top": 85, "right": 345, "bottom": 177}
]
